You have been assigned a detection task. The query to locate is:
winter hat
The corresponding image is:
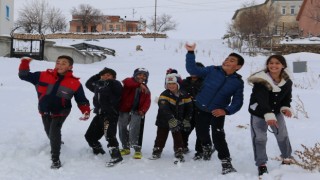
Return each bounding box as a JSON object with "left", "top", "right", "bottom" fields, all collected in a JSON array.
[
  {"left": 133, "top": 67, "right": 149, "bottom": 84},
  {"left": 165, "top": 73, "right": 181, "bottom": 90},
  {"left": 99, "top": 67, "right": 117, "bottom": 79},
  {"left": 166, "top": 68, "right": 178, "bottom": 75}
]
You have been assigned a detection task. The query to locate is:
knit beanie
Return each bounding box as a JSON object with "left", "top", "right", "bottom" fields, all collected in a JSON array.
[
  {"left": 165, "top": 73, "right": 181, "bottom": 90},
  {"left": 133, "top": 67, "right": 149, "bottom": 84}
]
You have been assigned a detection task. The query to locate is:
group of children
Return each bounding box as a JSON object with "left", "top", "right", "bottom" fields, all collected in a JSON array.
[{"left": 18, "top": 43, "right": 294, "bottom": 177}]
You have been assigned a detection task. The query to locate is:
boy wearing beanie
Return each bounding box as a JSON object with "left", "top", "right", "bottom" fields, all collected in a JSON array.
[
  {"left": 118, "top": 68, "right": 151, "bottom": 159},
  {"left": 150, "top": 73, "right": 193, "bottom": 163}
]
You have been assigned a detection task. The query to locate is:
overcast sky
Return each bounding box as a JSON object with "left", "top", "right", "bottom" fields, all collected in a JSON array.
[{"left": 13, "top": 0, "right": 265, "bottom": 40}]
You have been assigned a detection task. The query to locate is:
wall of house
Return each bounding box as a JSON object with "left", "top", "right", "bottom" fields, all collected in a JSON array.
[
  {"left": 298, "top": 0, "right": 320, "bottom": 37},
  {"left": 273, "top": 0, "right": 303, "bottom": 29},
  {"left": 0, "top": 0, "right": 14, "bottom": 35}
]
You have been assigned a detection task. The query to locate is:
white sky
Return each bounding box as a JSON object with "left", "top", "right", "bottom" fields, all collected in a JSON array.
[
  {"left": 13, "top": 0, "right": 266, "bottom": 39},
  {"left": 0, "top": 37, "right": 320, "bottom": 179}
]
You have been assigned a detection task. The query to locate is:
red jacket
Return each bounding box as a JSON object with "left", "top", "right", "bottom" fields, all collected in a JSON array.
[
  {"left": 119, "top": 77, "right": 151, "bottom": 114},
  {"left": 19, "top": 59, "right": 90, "bottom": 116}
]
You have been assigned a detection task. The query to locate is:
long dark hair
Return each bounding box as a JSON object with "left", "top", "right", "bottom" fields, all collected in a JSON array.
[{"left": 264, "top": 55, "right": 289, "bottom": 80}]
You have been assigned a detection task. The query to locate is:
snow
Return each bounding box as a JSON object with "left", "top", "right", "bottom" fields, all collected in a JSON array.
[{"left": 0, "top": 37, "right": 320, "bottom": 180}]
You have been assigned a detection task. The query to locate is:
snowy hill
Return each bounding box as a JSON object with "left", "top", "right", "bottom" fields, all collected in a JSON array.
[{"left": 0, "top": 37, "right": 319, "bottom": 180}]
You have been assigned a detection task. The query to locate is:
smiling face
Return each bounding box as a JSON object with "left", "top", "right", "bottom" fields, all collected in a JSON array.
[
  {"left": 222, "top": 56, "right": 242, "bottom": 75},
  {"left": 167, "top": 83, "right": 178, "bottom": 93},
  {"left": 267, "top": 58, "right": 285, "bottom": 74},
  {"left": 135, "top": 73, "right": 147, "bottom": 83},
  {"left": 55, "top": 58, "right": 73, "bottom": 75}
]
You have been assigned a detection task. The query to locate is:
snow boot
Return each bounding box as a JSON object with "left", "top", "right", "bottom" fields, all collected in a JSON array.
[
  {"left": 150, "top": 147, "right": 162, "bottom": 160},
  {"left": 50, "top": 157, "right": 61, "bottom": 169},
  {"left": 221, "top": 158, "right": 237, "bottom": 175},
  {"left": 107, "top": 147, "right": 123, "bottom": 167},
  {"left": 92, "top": 144, "right": 106, "bottom": 155},
  {"left": 183, "top": 147, "right": 190, "bottom": 154},
  {"left": 281, "top": 158, "right": 295, "bottom": 165},
  {"left": 174, "top": 148, "right": 185, "bottom": 164},
  {"left": 202, "top": 145, "right": 213, "bottom": 161},
  {"left": 258, "top": 165, "right": 268, "bottom": 176},
  {"left": 193, "top": 152, "right": 203, "bottom": 160},
  {"left": 133, "top": 146, "right": 142, "bottom": 159}
]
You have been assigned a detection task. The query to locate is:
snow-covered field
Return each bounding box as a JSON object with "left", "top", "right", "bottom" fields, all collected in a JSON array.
[{"left": 0, "top": 37, "right": 319, "bottom": 180}]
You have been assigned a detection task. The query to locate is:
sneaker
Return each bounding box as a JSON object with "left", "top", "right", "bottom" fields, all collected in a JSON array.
[
  {"left": 106, "top": 157, "right": 123, "bottom": 167},
  {"left": 258, "top": 165, "right": 268, "bottom": 176},
  {"left": 50, "top": 159, "right": 61, "bottom": 169},
  {"left": 183, "top": 147, "right": 190, "bottom": 154},
  {"left": 92, "top": 146, "right": 106, "bottom": 155},
  {"left": 282, "top": 158, "right": 295, "bottom": 165},
  {"left": 193, "top": 152, "right": 203, "bottom": 160},
  {"left": 120, "top": 149, "right": 130, "bottom": 156},
  {"left": 221, "top": 158, "right": 237, "bottom": 175},
  {"left": 133, "top": 152, "right": 142, "bottom": 159}
]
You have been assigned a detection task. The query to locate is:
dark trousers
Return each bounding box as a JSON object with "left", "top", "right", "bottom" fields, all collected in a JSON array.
[
  {"left": 153, "top": 126, "right": 184, "bottom": 152},
  {"left": 196, "top": 110, "right": 230, "bottom": 160},
  {"left": 42, "top": 115, "right": 66, "bottom": 160},
  {"left": 85, "top": 114, "right": 119, "bottom": 148}
]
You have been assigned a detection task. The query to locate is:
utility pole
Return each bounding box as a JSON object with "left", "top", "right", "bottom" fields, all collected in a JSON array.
[
  {"left": 132, "top": 8, "right": 137, "bottom": 19},
  {"left": 154, "top": 0, "right": 157, "bottom": 41}
]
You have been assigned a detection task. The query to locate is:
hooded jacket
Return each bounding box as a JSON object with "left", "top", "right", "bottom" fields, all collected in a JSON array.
[{"left": 247, "top": 70, "right": 292, "bottom": 121}]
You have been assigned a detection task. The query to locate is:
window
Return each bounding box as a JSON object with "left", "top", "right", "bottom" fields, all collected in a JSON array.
[
  {"left": 282, "top": 6, "right": 286, "bottom": 15},
  {"left": 76, "top": 26, "right": 81, "bottom": 32},
  {"left": 6, "top": 6, "right": 10, "bottom": 20},
  {"left": 290, "top": 6, "right": 295, "bottom": 15}
]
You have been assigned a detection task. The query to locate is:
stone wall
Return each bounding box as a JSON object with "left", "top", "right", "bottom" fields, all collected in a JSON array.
[{"left": 272, "top": 44, "right": 320, "bottom": 54}]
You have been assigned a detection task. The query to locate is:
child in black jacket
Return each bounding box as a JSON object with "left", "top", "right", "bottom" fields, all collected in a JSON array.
[
  {"left": 151, "top": 73, "right": 193, "bottom": 163},
  {"left": 85, "top": 67, "right": 123, "bottom": 166}
]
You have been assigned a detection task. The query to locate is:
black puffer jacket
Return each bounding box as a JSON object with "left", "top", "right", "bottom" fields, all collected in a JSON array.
[
  {"left": 86, "top": 74, "right": 123, "bottom": 119},
  {"left": 155, "top": 89, "right": 193, "bottom": 128},
  {"left": 248, "top": 70, "right": 292, "bottom": 119}
]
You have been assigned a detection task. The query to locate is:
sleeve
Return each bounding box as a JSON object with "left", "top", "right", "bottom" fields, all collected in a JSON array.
[
  {"left": 74, "top": 84, "right": 91, "bottom": 114},
  {"left": 185, "top": 53, "right": 208, "bottom": 77},
  {"left": 111, "top": 80, "right": 123, "bottom": 105},
  {"left": 85, "top": 74, "right": 100, "bottom": 92},
  {"left": 140, "top": 89, "right": 151, "bottom": 114},
  {"left": 281, "top": 80, "right": 292, "bottom": 108},
  {"left": 183, "top": 96, "right": 193, "bottom": 120},
  {"left": 122, "top": 77, "right": 141, "bottom": 89},
  {"left": 225, "top": 81, "right": 244, "bottom": 115},
  {"left": 18, "top": 59, "right": 40, "bottom": 85}
]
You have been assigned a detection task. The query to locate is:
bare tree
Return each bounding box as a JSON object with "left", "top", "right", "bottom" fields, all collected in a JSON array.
[
  {"left": 147, "top": 13, "right": 177, "bottom": 33},
  {"left": 46, "top": 7, "right": 67, "bottom": 33},
  {"left": 15, "top": 0, "right": 66, "bottom": 34},
  {"left": 71, "top": 4, "right": 104, "bottom": 32}
]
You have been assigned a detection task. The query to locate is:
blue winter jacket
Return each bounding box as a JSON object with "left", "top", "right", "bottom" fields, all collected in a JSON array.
[{"left": 185, "top": 52, "right": 244, "bottom": 115}]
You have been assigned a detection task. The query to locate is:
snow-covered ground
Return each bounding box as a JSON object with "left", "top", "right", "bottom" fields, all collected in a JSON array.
[{"left": 0, "top": 37, "right": 319, "bottom": 180}]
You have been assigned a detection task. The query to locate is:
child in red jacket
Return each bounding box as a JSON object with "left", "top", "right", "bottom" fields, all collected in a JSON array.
[
  {"left": 18, "top": 56, "right": 90, "bottom": 169},
  {"left": 118, "top": 68, "right": 151, "bottom": 159}
]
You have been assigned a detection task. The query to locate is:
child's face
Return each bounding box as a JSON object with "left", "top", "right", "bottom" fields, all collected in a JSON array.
[
  {"left": 135, "top": 73, "right": 147, "bottom": 83},
  {"left": 267, "top": 58, "right": 284, "bottom": 74},
  {"left": 222, "top": 56, "right": 241, "bottom": 73},
  {"left": 167, "top": 83, "right": 178, "bottom": 92},
  {"left": 55, "top": 58, "right": 72, "bottom": 75},
  {"left": 100, "top": 73, "right": 114, "bottom": 80}
]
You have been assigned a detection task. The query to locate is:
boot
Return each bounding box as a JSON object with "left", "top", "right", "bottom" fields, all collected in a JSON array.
[
  {"left": 106, "top": 147, "right": 123, "bottom": 167},
  {"left": 133, "top": 146, "right": 142, "bottom": 159},
  {"left": 221, "top": 158, "right": 237, "bottom": 175},
  {"left": 174, "top": 148, "right": 185, "bottom": 163},
  {"left": 193, "top": 152, "right": 203, "bottom": 160},
  {"left": 151, "top": 147, "right": 162, "bottom": 159},
  {"left": 50, "top": 156, "right": 61, "bottom": 169},
  {"left": 202, "top": 145, "right": 213, "bottom": 160},
  {"left": 92, "top": 144, "right": 106, "bottom": 155},
  {"left": 258, "top": 165, "right": 268, "bottom": 176}
]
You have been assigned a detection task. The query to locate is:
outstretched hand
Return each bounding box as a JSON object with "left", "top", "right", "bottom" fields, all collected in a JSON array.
[{"left": 185, "top": 43, "right": 196, "bottom": 51}]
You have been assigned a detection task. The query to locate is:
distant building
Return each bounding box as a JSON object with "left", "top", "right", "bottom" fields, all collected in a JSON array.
[
  {"left": 232, "top": 0, "right": 303, "bottom": 36},
  {"left": 0, "top": 0, "right": 14, "bottom": 35},
  {"left": 296, "top": 0, "right": 320, "bottom": 37},
  {"left": 69, "top": 15, "right": 146, "bottom": 33}
]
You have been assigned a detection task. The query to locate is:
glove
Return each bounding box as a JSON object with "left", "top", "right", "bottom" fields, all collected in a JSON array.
[
  {"left": 79, "top": 111, "right": 90, "bottom": 121},
  {"left": 182, "top": 119, "right": 191, "bottom": 132},
  {"left": 168, "top": 118, "right": 180, "bottom": 132}
]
